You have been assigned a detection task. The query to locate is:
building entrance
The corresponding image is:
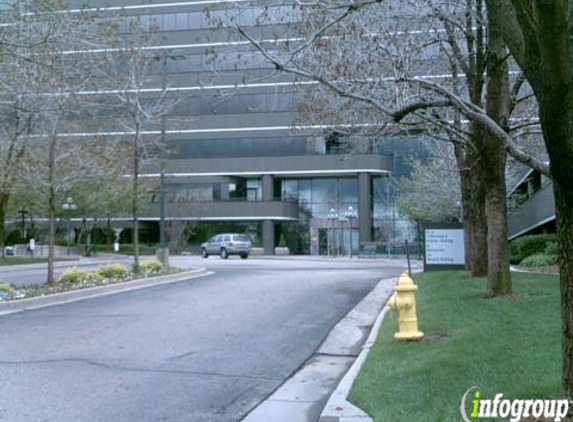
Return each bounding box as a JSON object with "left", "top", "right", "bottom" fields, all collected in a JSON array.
[{"left": 318, "top": 228, "right": 358, "bottom": 256}]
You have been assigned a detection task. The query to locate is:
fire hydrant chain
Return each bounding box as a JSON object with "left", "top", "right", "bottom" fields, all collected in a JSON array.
[{"left": 387, "top": 273, "right": 424, "bottom": 341}]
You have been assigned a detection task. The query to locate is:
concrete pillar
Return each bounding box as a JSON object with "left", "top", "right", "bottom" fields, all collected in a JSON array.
[
  {"left": 220, "top": 182, "right": 230, "bottom": 200},
  {"left": 262, "top": 174, "right": 274, "bottom": 201},
  {"left": 358, "top": 172, "right": 372, "bottom": 243},
  {"left": 261, "top": 174, "right": 275, "bottom": 255},
  {"left": 263, "top": 220, "right": 275, "bottom": 255},
  {"left": 261, "top": 174, "right": 276, "bottom": 255}
]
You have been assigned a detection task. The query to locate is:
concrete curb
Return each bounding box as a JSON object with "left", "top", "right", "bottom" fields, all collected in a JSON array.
[
  {"left": 0, "top": 268, "right": 213, "bottom": 316},
  {"left": 510, "top": 265, "right": 559, "bottom": 275},
  {"left": 318, "top": 283, "right": 396, "bottom": 422},
  {"left": 253, "top": 256, "right": 423, "bottom": 265},
  {"left": 239, "top": 275, "right": 397, "bottom": 422}
]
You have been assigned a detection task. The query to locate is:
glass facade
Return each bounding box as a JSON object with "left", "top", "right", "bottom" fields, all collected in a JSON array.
[
  {"left": 163, "top": 179, "right": 264, "bottom": 202},
  {"left": 371, "top": 135, "right": 431, "bottom": 255},
  {"left": 281, "top": 177, "right": 358, "bottom": 218},
  {"left": 54, "top": 2, "right": 434, "bottom": 257},
  {"left": 117, "top": 6, "right": 303, "bottom": 34}
]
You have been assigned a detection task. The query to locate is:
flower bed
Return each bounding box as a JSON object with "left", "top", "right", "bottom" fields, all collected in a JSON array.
[{"left": 0, "top": 259, "right": 182, "bottom": 302}]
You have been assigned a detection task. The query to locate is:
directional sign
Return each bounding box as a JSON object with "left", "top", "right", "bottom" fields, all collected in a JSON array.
[{"left": 424, "top": 227, "right": 465, "bottom": 270}]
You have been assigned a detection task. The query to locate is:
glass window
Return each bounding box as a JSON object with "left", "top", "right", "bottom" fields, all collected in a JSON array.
[
  {"left": 175, "top": 13, "right": 188, "bottom": 30},
  {"left": 223, "top": 235, "right": 231, "bottom": 242},
  {"left": 229, "top": 183, "right": 237, "bottom": 197},
  {"left": 234, "top": 235, "right": 251, "bottom": 242},
  {"left": 374, "top": 202, "right": 394, "bottom": 219},
  {"left": 282, "top": 180, "right": 297, "bottom": 201},
  {"left": 215, "top": 235, "right": 223, "bottom": 242},
  {"left": 247, "top": 180, "right": 261, "bottom": 201},
  {"left": 189, "top": 12, "right": 202, "bottom": 29},
  {"left": 298, "top": 180, "right": 311, "bottom": 205},
  {"left": 311, "top": 203, "right": 330, "bottom": 218},
  {"left": 339, "top": 179, "right": 358, "bottom": 203},
  {"left": 163, "top": 14, "right": 176, "bottom": 30},
  {"left": 373, "top": 176, "right": 394, "bottom": 205},
  {"left": 311, "top": 179, "right": 337, "bottom": 203}
]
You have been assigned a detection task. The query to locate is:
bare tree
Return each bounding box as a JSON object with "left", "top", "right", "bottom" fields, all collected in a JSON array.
[
  {"left": 96, "top": 19, "right": 178, "bottom": 272},
  {"left": 12, "top": 4, "right": 120, "bottom": 285},
  {"left": 0, "top": 0, "right": 70, "bottom": 258},
  {"left": 211, "top": 0, "right": 548, "bottom": 295}
]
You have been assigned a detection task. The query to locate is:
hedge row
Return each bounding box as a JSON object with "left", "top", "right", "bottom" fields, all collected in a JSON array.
[{"left": 510, "top": 234, "right": 558, "bottom": 265}]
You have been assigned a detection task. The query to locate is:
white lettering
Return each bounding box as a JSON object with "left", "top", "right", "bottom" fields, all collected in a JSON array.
[{"left": 555, "top": 400, "right": 569, "bottom": 422}]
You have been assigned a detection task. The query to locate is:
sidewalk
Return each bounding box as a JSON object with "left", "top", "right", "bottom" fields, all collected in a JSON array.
[
  {"left": 240, "top": 276, "right": 397, "bottom": 422},
  {"left": 254, "top": 254, "right": 423, "bottom": 266}
]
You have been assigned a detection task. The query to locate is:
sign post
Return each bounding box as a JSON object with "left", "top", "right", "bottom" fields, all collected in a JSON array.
[{"left": 423, "top": 223, "right": 465, "bottom": 271}]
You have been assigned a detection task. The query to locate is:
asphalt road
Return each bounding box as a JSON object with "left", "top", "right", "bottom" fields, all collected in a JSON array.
[{"left": 0, "top": 257, "right": 406, "bottom": 422}]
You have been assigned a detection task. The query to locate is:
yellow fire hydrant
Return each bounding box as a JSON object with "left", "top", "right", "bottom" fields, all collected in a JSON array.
[{"left": 387, "top": 273, "right": 424, "bottom": 341}]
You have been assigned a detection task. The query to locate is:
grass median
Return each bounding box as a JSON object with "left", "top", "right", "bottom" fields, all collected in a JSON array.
[{"left": 349, "top": 271, "right": 561, "bottom": 422}]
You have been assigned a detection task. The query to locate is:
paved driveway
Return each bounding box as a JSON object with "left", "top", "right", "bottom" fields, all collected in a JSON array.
[{"left": 0, "top": 257, "right": 406, "bottom": 422}]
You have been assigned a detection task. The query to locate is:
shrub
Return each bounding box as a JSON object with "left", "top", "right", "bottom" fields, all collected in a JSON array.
[
  {"left": 510, "top": 234, "right": 558, "bottom": 263},
  {"left": 520, "top": 253, "right": 559, "bottom": 267},
  {"left": 97, "top": 263, "right": 129, "bottom": 280},
  {"left": 0, "top": 284, "right": 13, "bottom": 293},
  {"left": 139, "top": 259, "right": 163, "bottom": 274},
  {"left": 58, "top": 267, "right": 102, "bottom": 284},
  {"left": 544, "top": 241, "right": 560, "bottom": 256}
]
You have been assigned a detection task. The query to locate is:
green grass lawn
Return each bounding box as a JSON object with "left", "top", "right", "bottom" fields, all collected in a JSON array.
[
  {"left": 91, "top": 244, "right": 158, "bottom": 255},
  {"left": 349, "top": 271, "right": 562, "bottom": 422},
  {"left": 0, "top": 257, "right": 76, "bottom": 266}
]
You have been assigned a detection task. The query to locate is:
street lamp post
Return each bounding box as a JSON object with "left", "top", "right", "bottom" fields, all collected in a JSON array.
[
  {"left": 159, "top": 168, "right": 166, "bottom": 249},
  {"left": 62, "top": 197, "right": 76, "bottom": 255},
  {"left": 327, "top": 208, "right": 338, "bottom": 258},
  {"left": 344, "top": 205, "right": 357, "bottom": 259},
  {"left": 338, "top": 215, "right": 347, "bottom": 257}
]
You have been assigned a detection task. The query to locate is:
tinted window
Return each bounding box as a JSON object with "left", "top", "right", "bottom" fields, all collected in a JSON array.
[
  {"left": 214, "top": 235, "right": 223, "bottom": 242},
  {"left": 234, "top": 235, "right": 251, "bottom": 242}
]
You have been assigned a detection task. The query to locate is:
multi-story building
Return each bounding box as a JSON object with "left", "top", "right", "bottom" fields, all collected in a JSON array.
[
  {"left": 61, "top": 0, "right": 429, "bottom": 255},
  {"left": 508, "top": 167, "right": 555, "bottom": 240}
]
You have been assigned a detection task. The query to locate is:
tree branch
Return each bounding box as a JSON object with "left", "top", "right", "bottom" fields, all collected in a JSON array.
[{"left": 402, "top": 77, "right": 551, "bottom": 177}]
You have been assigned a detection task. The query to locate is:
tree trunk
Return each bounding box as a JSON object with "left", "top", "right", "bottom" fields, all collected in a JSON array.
[
  {"left": 0, "top": 192, "right": 8, "bottom": 260},
  {"left": 47, "top": 190, "right": 56, "bottom": 286},
  {"left": 132, "top": 126, "right": 140, "bottom": 273},
  {"left": 483, "top": 8, "right": 512, "bottom": 295},
  {"left": 46, "top": 134, "right": 57, "bottom": 286},
  {"left": 482, "top": 148, "right": 511, "bottom": 295},
  {"left": 106, "top": 218, "right": 112, "bottom": 251},
  {"left": 459, "top": 154, "right": 488, "bottom": 276},
  {"left": 455, "top": 141, "right": 488, "bottom": 277},
  {"left": 553, "top": 182, "right": 573, "bottom": 399},
  {"left": 536, "top": 88, "right": 573, "bottom": 399}
]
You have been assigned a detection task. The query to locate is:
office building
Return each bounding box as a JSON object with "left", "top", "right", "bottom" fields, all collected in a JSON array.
[{"left": 60, "top": 0, "right": 429, "bottom": 255}]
